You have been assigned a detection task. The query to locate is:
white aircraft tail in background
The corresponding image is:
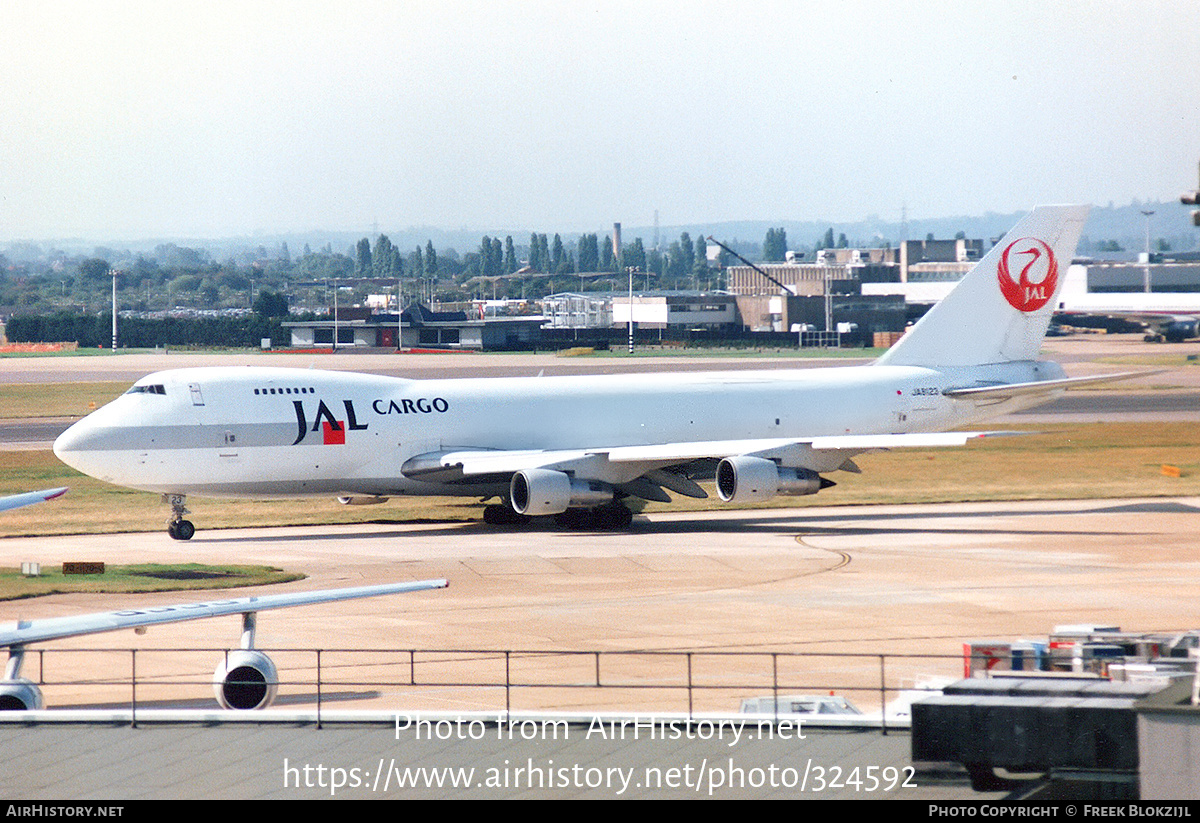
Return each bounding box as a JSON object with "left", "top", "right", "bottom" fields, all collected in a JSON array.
[
  {"left": 1056, "top": 264, "right": 1200, "bottom": 342},
  {"left": 53, "top": 204, "right": 1145, "bottom": 538}
]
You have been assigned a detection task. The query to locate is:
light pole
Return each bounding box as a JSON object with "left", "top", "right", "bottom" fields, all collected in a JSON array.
[
  {"left": 111, "top": 269, "right": 119, "bottom": 352},
  {"left": 626, "top": 266, "right": 639, "bottom": 354},
  {"left": 824, "top": 266, "right": 833, "bottom": 336},
  {"left": 1141, "top": 209, "right": 1155, "bottom": 293},
  {"left": 332, "top": 277, "right": 339, "bottom": 352}
]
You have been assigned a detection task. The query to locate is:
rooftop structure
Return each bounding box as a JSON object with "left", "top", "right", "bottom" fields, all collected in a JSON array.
[{"left": 283, "top": 303, "right": 545, "bottom": 350}]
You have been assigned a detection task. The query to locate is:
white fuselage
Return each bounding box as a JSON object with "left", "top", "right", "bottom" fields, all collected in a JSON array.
[{"left": 53, "top": 361, "right": 1058, "bottom": 500}]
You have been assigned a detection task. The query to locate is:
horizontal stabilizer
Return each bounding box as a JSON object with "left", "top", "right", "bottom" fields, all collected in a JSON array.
[{"left": 943, "top": 370, "right": 1156, "bottom": 402}]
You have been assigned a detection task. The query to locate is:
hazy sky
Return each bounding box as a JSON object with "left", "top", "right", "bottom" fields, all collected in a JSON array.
[{"left": 3, "top": 0, "right": 1198, "bottom": 241}]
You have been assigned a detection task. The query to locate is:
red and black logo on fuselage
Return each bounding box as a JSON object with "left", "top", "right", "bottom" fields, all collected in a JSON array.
[
  {"left": 291, "top": 399, "right": 368, "bottom": 445},
  {"left": 290, "top": 397, "right": 451, "bottom": 444}
]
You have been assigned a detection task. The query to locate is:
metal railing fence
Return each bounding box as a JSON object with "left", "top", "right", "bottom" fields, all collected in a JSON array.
[{"left": 16, "top": 646, "right": 968, "bottom": 731}]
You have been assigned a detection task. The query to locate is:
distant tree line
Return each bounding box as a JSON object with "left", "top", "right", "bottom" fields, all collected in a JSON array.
[
  {"left": 1, "top": 225, "right": 745, "bottom": 318},
  {"left": 7, "top": 311, "right": 289, "bottom": 348},
  {"left": 762, "top": 228, "right": 788, "bottom": 262}
]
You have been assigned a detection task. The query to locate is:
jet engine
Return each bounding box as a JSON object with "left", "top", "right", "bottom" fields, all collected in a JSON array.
[
  {"left": 336, "top": 496, "right": 390, "bottom": 506},
  {"left": 509, "top": 469, "right": 613, "bottom": 516},
  {"left": 1164, "top": 319, "right": 1199, "bottom": 343},
  {"left": 213, "top": 649, "right": 278, "bottom": 710},
  {"left": 715, "top": 456, "right": 831, "bottom": 504},
  {"left": 0, "top": 679, "right": 43, "bottom": 711}
]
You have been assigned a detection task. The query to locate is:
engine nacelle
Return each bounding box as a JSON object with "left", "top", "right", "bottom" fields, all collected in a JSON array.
[
  {"left": 510, "top": 469, "right": 613, "bottom": 516},
  {"left": 337, "top": 495, "right": 390, "bottom": 506},
  {"left": 1165, "top": 319, "right": 1199, "bottom": 342},
  {"left": 213, "top": 649, "right": 278, "bottom": 710},
  {"left": 716, "top": 456, "right": 828, "bottom": 503},
  {"left": 0, "top": 679, "right": 44, "bottom": 711}
]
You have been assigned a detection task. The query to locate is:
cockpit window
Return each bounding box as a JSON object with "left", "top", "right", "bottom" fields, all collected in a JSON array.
[{"left": 126, "top": 384, "right": 166, "bottom": 395}]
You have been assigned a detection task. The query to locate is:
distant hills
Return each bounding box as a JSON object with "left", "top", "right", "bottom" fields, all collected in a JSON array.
[
  {"left": 650, "top": 201, "right": 1199, "bottom": 255},
  {"left": 7, "top": 200, "right": 1197, "bottom": 260}
]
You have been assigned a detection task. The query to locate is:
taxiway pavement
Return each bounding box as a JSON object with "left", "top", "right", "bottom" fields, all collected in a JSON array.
[{"left": 3, "top": 498, "right": 1198, "bottom": 712}]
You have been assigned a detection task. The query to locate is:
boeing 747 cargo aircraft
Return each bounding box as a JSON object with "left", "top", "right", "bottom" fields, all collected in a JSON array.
[{"left": 54, "top": 205, "right": 1133, "bottom": 539}]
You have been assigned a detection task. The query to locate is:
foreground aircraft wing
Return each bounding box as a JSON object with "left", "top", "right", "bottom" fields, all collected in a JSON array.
[
  {"left": 1, "top": 579, "right": 448, "bottom": 710},
  {"left": 0, "top": 579, "right": 448, "bottom": 647},
  {"left": 0, "top": 487, "right": 67, "bottom": 513}
]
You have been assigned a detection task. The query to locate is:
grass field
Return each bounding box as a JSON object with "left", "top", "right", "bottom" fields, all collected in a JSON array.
[
  {"left": 1, "top": 382, "right": 129, "bottom": 419},
  {"left": 0, "top": 563, "right": 303, "bottom": 601},
  {"left": 1098, "top": 353, "right": 1200, "bottom": 368}
]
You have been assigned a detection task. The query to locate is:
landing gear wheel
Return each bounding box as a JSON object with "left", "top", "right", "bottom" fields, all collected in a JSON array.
[
  {"left": 168, "top": 519, "right": 195, "bottom": 541},
  {"left": 163, "top": 493, "right": 194, "bottom": 540},
  {"left": 483, "top": 504, "right": 531, "bottom": 526},
  {"left": 554, "top": 504, "right": 632, "bottom": 531},
  {"left": 553, "top": 508, "right": 591, "bottom": 529},
  {"left": 593, "top": 503, "right": 633, "bottom": 531}
]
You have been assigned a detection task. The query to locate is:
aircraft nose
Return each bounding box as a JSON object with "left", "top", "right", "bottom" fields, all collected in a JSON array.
[
  {"left": 53, "top": 418, "right": 103, "bottom": 472},
  {"left": 53, "top": 408, "right": 148, "bottom": 487},
  {"left": 53, "top": 420, "right": 84, "bottom": 465}
]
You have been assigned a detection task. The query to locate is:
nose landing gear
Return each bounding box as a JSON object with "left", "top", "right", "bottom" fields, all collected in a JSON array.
[{"left": 164, "top": 493, "right": 195, "bottom": 540}]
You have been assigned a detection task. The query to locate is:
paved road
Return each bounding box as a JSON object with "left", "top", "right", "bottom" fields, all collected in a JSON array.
[{"left": 0, "top": 418, "right": 78, "bottom": 447}]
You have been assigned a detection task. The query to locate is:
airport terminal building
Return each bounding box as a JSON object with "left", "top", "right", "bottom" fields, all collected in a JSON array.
[{"left": 284, "top": 303, "right": 545, "bottom": 350}]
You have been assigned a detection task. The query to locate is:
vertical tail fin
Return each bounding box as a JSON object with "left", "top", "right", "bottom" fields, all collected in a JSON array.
[{"left": 875, "top": 204, "right": 1089, "bottom": 367}]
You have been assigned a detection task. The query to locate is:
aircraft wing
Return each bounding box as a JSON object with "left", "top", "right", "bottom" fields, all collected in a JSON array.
[
  {"left": 0, "top": 579, "right": 448, "bottom": 647},
  {"left": 1058, "top": 307, "right": 1198, "bottom": 326},
  {"left": 0, "top": 487, "right": 67, "bottom": 513},
  {"left": 405, "top": 432, "right": 1003, "bottom": 484},
  {"left": 604, "top": 432, "right": 1003, "bottom": 461},
  {"left": 1111, "top": 312, "right": 1196, "bottom": 326}
]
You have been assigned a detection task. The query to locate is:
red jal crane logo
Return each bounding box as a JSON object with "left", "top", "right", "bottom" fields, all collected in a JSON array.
[{"left": 997, "top": 238, "right": 1057, "bottom": 312}]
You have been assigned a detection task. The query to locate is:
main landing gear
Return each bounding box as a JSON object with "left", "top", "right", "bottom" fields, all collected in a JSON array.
[
  {"left": 164, "top": 493, "right": 195, "bottom": 541},
  {"left": 482, "top": 502, "right": 634, "bottom": 531},
  {"left": 483, "top": 504, "right": 531, "bottom": 526}
]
